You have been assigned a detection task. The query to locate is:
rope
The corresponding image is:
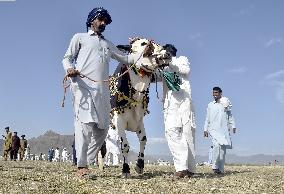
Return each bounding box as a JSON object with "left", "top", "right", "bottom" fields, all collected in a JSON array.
[
  {"left": 155, "top": 74, "right": 160, "bottom": 100},
  {"left": 61, "top": 42, "right": 151, "bottom": 107}
]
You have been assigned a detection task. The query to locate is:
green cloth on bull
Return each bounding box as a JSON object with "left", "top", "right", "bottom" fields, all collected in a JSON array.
[{"left": 162, "top": 71, "right": 181, "bottom": 91}]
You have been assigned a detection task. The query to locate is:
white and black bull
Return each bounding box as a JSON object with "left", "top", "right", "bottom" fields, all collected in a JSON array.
[{"left": 110, "top": 38, "right": 172, "bottom": 177}]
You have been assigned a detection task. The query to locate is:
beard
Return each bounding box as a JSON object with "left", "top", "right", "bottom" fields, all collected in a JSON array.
[
  {"left": 214, "top": 96, "right": 221, "bottom": 102},
  {"left": 98, "top": 25, "right": 106, "bottom": 33}
]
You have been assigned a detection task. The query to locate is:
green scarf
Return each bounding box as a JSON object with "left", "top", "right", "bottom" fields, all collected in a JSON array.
[{"left": 162, "top": 71, "right": 181, "bottom": 91}]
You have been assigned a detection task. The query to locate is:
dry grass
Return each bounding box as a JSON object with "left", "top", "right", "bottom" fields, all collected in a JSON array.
[{"left": 0, "top": 161, "right": 283, "bottom": 194}]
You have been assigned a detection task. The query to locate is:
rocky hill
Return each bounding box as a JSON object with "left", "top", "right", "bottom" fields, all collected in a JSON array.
[
  {"left": 27, "top": 130, "right": 74, "bottom": 155},
  {"left": 0, "top": 130, "right": 157, "bottom": 162}
]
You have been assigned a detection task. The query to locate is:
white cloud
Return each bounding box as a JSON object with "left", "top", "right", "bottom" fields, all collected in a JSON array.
[
  {"left": 233, "top": 5, "right": 255, "bottom": 17},
  {"left": 147, "top": 137, "right": 167, "bottom": 144},
  {"left": 187, "top": 33, "right": 203, "bottom": 47},
  {"left": 188, "top": 33, "right": 202, "bottom": 41},
  {"left": 228, "top": 67, "right": 247, "bottom": 74},
  {"left": 265, "top": 69, "right": 284, "bottom": 80},
  {"left": 275, "top": 82, "right": 284, "bottom": 104},
  {"left": 265, "top": 69, "right": 284, "bottom": 105},
  {"left": 237, "top": 9, "right": 249, "bottom": 16},
  {"left": 265, "top": 37, "right": 282, "bottom": 48}
]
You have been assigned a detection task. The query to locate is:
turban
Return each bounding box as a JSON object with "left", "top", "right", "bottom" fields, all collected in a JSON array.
[
  {"left": 86, "top": 7, "right": 112, "bottom": 29},
  {"left": 162, "top": 44, "right": 177, "bottom": 57}
]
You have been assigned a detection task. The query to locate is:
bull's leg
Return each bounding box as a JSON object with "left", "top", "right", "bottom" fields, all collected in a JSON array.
[
  {"left": 116, "top": 120, "right": 130, "bottom": 178},
  {"left": 119, "top": 132, "right": 130, "bottom": 177},
  {"left": 135, "top": 125, "right": 147, "bottom": 174}
]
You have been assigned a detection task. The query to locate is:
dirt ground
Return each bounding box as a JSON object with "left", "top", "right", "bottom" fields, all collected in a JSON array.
[{"left": 0, "top": 161, "right": 283, "bottom": 194}]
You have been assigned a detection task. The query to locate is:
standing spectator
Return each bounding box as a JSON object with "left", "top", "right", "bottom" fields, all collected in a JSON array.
[
  {"left": 48, "top": 147, "right": 54, "bottom": 162},
  {"left": 62, "top": 148, "right": 68, "bottom": 162},
  {"left": 24, "top": 144, "right": 31, "bottom": 160},
  {"left": 39, "top": 153, "right": 44, "bottom": 160},
  {"left": 2, "top": 127, "right": 12, "bottom": 161},
  {"left": 207, "top": 146, "right": 213, "bottom": 165},
  {"left": 204, "top": 87, "right": 237, "bottom": 174},
  {"left": 54, "top": 147, "right": 60, "bottom": 162},
  {"left": 105, "top": 127, "right": 120, "bottom": 166},
  {"left": 11, "top": 132, "right": 20, "bottom": 161},
  {"left": 19, "top": 135, "right": 28, "bottom": 161}
]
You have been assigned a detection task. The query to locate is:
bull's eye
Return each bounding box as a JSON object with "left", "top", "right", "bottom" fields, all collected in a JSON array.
[{"left": 141, "top": 42, "right": 147, "bottom": 46}]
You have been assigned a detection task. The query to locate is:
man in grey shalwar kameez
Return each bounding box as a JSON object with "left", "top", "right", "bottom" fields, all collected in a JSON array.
[
  {"left": 204, "top": 87, "right": 237, "bottom": 174},
  {"left": 62, "top": 7, "right": 140, "bottom": 177}
]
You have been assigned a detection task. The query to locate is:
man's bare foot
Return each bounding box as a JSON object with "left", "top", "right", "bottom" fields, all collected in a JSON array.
[{"left": 76, "top": 167, "right": 89, "bottom": 178}]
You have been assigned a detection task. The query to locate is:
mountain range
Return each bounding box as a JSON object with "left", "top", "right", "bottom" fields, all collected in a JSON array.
[{"left": 0, "top": 130, "right": 283, "bottom": 165}]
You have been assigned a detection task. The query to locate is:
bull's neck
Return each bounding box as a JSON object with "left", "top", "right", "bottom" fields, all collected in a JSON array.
[{"left": 129, "top": 68, "right": 151, "bottom": 93}]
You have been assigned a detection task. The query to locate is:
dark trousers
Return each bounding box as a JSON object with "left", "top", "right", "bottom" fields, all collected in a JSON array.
[
  {"left": 72, "top": 145, "right": 77, "bottom": 165},
  {"left": 100, "top": 141, "right": 107, "bottom": 158},
  {"left": 10, "top": 149, "right": 18, "bottom": 161}
]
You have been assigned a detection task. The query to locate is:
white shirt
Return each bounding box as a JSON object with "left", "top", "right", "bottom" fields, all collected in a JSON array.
[
  {"left": 62, "top": 30, "right": 139, "bottom": 129},
  {"left": 204, "top": 99, "right": 236, "bottom": 147},
  {"left": 163, "top": 56, "right": 196, "bottom": 129}
]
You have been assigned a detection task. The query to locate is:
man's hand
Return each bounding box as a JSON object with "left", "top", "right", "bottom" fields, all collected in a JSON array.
[
  {"left": 233, "top": 128, "right": 237, "bottom": 134},
  {"left": 67, "top": 68, "right": 79, "bottom": 77},
  {"left": 204, "top": 131, "right": 209, "bottom": 138}
]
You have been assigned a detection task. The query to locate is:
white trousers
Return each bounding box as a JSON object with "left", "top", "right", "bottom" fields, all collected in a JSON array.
[
  {"left": 211, "top": 138, "right": 226, "bottom": 172},
  {"left": 74, "top": 118, "right": 108, "bottom": 168},
  {"left": 106, "top": 152, "right": 120, "bottom": 166},
  {"left": 165, "top": 122, "right": 196, "bottom": 173},
  {"left": 105, "top": 138, "right": 120, "bottom": 166}
]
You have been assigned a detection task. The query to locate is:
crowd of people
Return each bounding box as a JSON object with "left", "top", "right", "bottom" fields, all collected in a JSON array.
[
  {"left": 1, "top": 126, "right": 121, "bottom": 168},
  {"left": 47, "top": 147, "right": 71, "bottom": 162},
  {"left": 2, "top": 127, "right": 28, "bottom": 161}
]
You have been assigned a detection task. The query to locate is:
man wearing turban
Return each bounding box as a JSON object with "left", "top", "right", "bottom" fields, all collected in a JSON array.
[
  {"left": 2, "top": 127, "right": 12, "bottom": 161},
  {"left": 62, "top": 7, "right": 141, "bottom": 177}
]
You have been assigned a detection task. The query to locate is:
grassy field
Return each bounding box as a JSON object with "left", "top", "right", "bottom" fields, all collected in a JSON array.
[{"left": 0, "top": 161, "right": 283, "bottom": 194}]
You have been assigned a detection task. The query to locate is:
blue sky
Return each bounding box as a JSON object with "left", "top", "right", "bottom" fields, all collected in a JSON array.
[{"left": 0, "top": 0, "right": 283, "bottom": 156}]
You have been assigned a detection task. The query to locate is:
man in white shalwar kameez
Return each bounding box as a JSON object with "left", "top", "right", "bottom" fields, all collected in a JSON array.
[
  {"left": 61, "top": 148, "right": 68, "bottom": 162},
  {"left": 105, "top": 126, "right": 120, "bottom": 166},
  {"left": 158, "top": 44, "right": 196, "bottom": 178},
  {"left": 207, "top": 146, "right": 213, "bottom": 166},
  {"left": 24, "top": 144, "right": 30, "bottom": 160},
  {"left": 62, "top": 7, "right": 141, "bottom": 177},
  {"left": 54, "top": 147, "right": 60, "bottom": 162},
  {"left": 204, "top": 87, "right": 237, "bottom": 174}
]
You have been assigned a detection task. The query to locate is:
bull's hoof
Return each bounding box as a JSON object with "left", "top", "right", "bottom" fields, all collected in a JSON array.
[
  {"left": 122, "top": 163, "right": 130, "bottom": 178},
  {"left": 135, "top": 159, "right": 144, "bottom": 174}
]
